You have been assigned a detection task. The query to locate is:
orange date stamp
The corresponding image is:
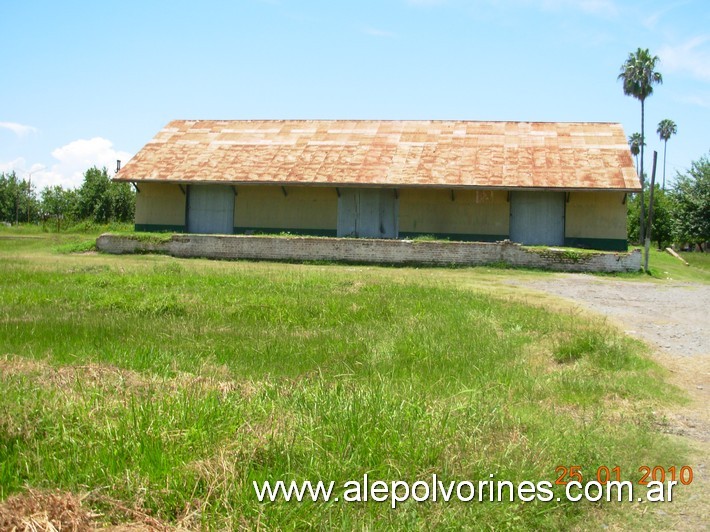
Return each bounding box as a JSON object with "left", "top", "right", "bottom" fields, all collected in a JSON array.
[{"left": 555, "top": 465, "right": 694, "bottom": 486}]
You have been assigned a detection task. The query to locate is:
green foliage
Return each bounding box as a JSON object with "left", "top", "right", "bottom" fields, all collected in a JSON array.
[
  {"left": 0, "top": 172, "right": 39, "bottom": 223},
  {"left": 109, "top": 181, "right": 135, "bottom": 222},
  {"left": 628, "top": 133, "right": 642, "bottom": 156},
  {"left": 116, "top": 231, "right": 173, "bottom": 244},
  {"left": 626, "top": 184, "right": 675, "bottom": 249},
  {"left": 76, "top": 167, "right": 109, "bottom": 220},
  {"left": 671, "top": 153, "right": 710, "bottom": 248},
  {"left": 649, "top": 187, "right": 673, "bottom": 249},
  {"left": 657, "top": 119, "right": 677, "bottom": 190},
  {"left": 40, "top": 185, "right": 79, "bottom": 227},
  {"left": 627, "top": 196, "right": 641, "bottom": 244},
  {"left": 618, "top": 48, "right": 663, "bottom": 104},
  {"left": 411, "top": 234, "right": 445, "bottom": 241},
  {"left": 0, "top": 167, "right": 134, "bottom": 227},
  {"left": 656, "top": 119, "right": 677, "bottom": 142},
  {"left": 54, "top": 239, "right": 97, "bottom": 254},
  {"left": 77, "top": 167, "right": 135, "bottom": 223},
  {"left": 0, "top": 172, "right": 21, "bottom": 222},
  {"left": 627, "top": 132, "right": 643, "bottom": 172},
  {"left": 560, "top": 249, "right": 582, "bottom": 261},
  {"left": 628, "top": 186, "right": 672, "bottom": 248},
  {"left": 66, "top": 220, "right": 134, "bottom": 233}
]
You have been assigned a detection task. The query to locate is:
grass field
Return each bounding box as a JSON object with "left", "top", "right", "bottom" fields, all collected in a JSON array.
[
  {"left": 650, "top": 248, "right": 710, "bottom": 282},
  {"left": 0, "top": 227, "right": 699, "bottom": 529}
]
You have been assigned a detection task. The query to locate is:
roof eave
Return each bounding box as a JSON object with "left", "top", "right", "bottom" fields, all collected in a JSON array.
[{"left": 113, "top": 176, "right": 640, "bottom": 192}]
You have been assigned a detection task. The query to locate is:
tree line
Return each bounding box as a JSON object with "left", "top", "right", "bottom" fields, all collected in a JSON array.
[
  {"left": 627, "top": 153, "right": 709, "bottom": 250},
  {"left": 0, "top": 166, "right": 134, "bottom": 229},
  {"left": 619, "top": 48, "right": 708, "bottom": 251}
]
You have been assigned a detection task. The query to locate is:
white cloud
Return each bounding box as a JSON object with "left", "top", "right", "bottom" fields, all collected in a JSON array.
[
  {"left": 572, "top": 0, "right": 618, "bottom": 16},
  {"left": 362, "top": 27, "right": 397, "bottom": 38},
  {"left": 659, "top": 36, "right": 710, "bottom": 82},
  {"left": 405, "top": 0, "right": 618, "bottom": 16},
  {"left": 677, "top": 94, "right": 710, "bottom": 109},
  {"left": 0, "top": 157, "right": 27, "bottom": 174},
  {"left": 0, "top": 122, "right": 38, "bottom": 138},
  {"left": 524, "top": 0, "right": 618, "bottom": 16},
  {"left": 405, "top": 0, "right": 448, "bottom": 5},
  {"left": 2, "top": 137, "right": 132, "bottom": 191},
  {"left": 642, "top": 0, "right": 690, "bottom": 30}
]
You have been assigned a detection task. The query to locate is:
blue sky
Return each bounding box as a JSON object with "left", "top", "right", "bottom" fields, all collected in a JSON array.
[{"left": 1, "top": 0, "right": 708, "bottom": 190}]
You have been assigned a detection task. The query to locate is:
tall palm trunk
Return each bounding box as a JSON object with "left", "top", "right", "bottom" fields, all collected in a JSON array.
[
  {"left": 662, "top": 139, "right": 668, "bottom": 190},
  {"left": 639, "top": 99, "right": 647, "bottom": 243}
]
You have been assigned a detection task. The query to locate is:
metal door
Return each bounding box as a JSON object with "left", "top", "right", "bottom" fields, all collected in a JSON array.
[
  {"left": 187, "top": 185, "right": 234, "bottom": 234},
  {"left": 337, "top": 188, "right": 398, "bottom": 238},
  {"left": 509, "top": 191, "right": 564, "bottom": 246}
]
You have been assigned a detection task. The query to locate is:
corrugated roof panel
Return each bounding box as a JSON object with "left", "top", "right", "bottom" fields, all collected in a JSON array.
[{"left": 116, "top": 120, "right": 641, "bottom": 191}]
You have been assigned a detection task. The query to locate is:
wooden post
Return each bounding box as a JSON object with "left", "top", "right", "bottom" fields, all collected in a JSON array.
[
  {"left": 644, "top": 151, "right": 658, "bottom": 272},
  {"left": 665, "top": 247, "right": 689, "bottom": 266}
]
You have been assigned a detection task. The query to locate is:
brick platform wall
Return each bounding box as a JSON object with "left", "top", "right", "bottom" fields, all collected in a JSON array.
[{"left": 96, "top": 234, "right": 641, "bottom": 273}]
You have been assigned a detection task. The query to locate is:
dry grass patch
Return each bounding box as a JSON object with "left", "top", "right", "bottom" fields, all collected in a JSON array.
[
  {"left": 0, "top": 355, "right": 264, "bottom": 402},
  {"left": 0, "top": 489, "right": 95, "bottom": 532}
]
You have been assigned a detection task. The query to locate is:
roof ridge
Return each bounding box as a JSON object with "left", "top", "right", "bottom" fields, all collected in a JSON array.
[{"left": 167, "top": 119, "right": 623, "bottom": 125}]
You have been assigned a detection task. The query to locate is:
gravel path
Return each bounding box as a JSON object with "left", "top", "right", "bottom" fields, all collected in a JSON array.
[
  {"left": 521, "top": 275, "right": 709, "bottom": 358},
  {"left": 516, "top": 274, "right": 709, "bottom": 530}
]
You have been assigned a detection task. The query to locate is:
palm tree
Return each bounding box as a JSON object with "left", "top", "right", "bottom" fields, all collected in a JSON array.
[
  {"left": 657, "top": 119, "right": 677, "bottom": 190},
  {"left": 628, "top": 133, "right": 643, "bottom": 175},
  {"left": 618, "top": 48, "right": 663, "bottom": 242}
]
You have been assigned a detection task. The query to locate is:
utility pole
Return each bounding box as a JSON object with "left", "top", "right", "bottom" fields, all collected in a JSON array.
[{"left": 26, "top": 167, "right": 46, "bottom": 224}]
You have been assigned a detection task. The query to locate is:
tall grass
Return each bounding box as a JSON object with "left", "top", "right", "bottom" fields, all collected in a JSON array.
[
  {"left": 0, "top": 234, "right": 687, "bottom": 529},
  {"left": 634, "top": 247, "right": 710, "bottom": 282}
]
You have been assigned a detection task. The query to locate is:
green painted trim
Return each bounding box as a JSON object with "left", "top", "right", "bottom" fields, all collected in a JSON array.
[
  {"left": 400, "top": 232, "right": 508, "bottom": 242},
  {"left": 135, "top": 224, "right": 186, "bottom": 233},
  {"left": 234, "top": 227, "right": 338, "bottom": 237},
  {"left": 564, "top": 237, "right": 628, "bottom": 251}
]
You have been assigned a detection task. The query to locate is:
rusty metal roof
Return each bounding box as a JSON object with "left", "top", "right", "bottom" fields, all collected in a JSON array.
[{"left": 115, "top": 120, "right": 641, "bottom": 191}]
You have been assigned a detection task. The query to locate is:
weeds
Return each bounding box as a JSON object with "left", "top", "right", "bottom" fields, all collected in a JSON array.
[{"left": 54, "top": 239, "right": 97, "bottom": 254}]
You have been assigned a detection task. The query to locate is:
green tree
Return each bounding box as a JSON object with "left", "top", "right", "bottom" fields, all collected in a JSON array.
[
  {"left": 656, "top": 119, "right": 677, "bottom": 190},
  {"left": 77, "top": 166, "right": 112, "bottom": 221},
  {"left": 0, "top": 172, "right": 20, "bottom": 222},
  {"left": 109, "top": 182, "right": 135, "bottom": 222},
  {"left": 626, "top": 178, "right": 672, "bottom": 248},
  {"left": 23, "top": 179, "right": 40, "bottom": 223},
  {"left": 627, "top": 192, "right": 639, "bottom": 244},
  {"left": 646, "top": 186, "right": 672, "bottom": 249},
  {"left": 41, "top": 185, "right": 79, "bottom": 230},
  {"left": 618, "top": 48, "right": 663, "bottom": 242},
  {"left": 671, "top": 153, "right": 710, "bottom": 250},
  {"left": 0, "top": 171, "right": 39, "bottom": 224},
  {"left": 76, "top": 166, "right": 135, "bottom": 223},
  {"left": 628, "top": 133, "right": 643, "bottom": 175}
]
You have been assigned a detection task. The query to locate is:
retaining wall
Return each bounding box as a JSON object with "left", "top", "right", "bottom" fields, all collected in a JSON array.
[{"left": 96, "top": 234, "right": 641, "bottom": 272}]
